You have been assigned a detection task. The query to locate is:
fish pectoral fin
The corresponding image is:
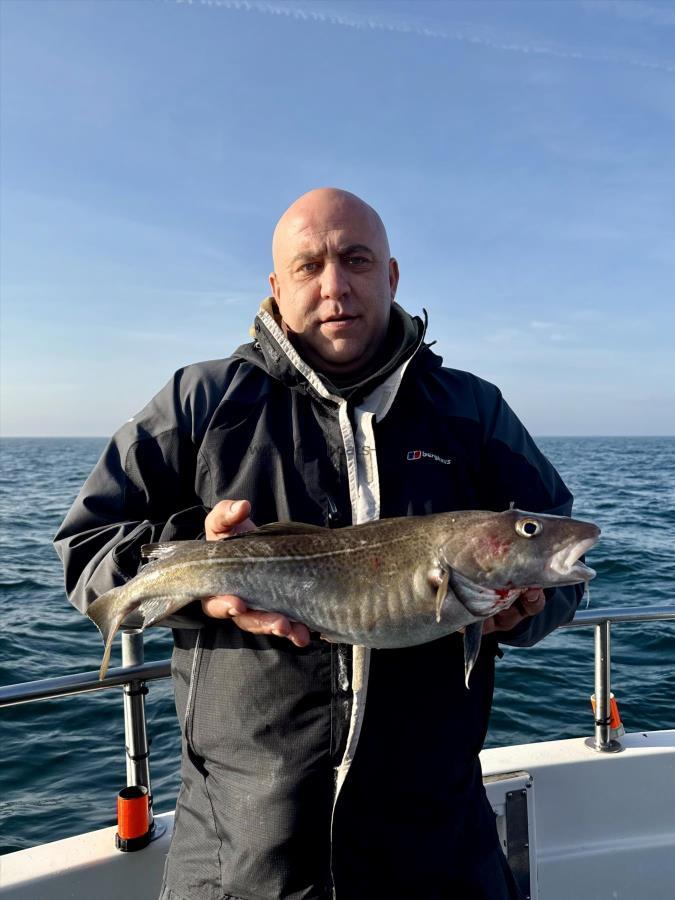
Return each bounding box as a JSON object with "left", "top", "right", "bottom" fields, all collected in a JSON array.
[
  {"left": 463, "top": 621, "right": 483, "bottom": 690},
  {"left": 434, "top": 569, "right": 449, "bottom": 623},
  {"left": 430, "top": 567, "right": 462, "bottom": 624}
]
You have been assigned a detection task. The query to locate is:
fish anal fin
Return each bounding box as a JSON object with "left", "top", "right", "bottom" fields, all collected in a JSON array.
[
  {"left": 140, "top": 594, "right": 198, "bottom": 628},
  {"left": 463, "top": 621, "right": 483, "bottom": 690}
]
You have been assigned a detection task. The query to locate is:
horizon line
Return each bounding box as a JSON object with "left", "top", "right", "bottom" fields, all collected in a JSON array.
[{"left": 2, "top": 434, "right": 674, "bottom": 440}]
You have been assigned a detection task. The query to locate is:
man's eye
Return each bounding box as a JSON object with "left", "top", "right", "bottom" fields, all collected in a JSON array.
[
  {"left": 346, "top": 256, "right": 369, "bottom": 267},
  {"left": 300, "top": 262, "right": 319, "bottom": 273}
]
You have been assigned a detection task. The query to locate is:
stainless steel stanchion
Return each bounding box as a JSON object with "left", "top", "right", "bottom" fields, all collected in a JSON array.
[{"left": 585, "top": 619, "right": 622, "bottom": 753}]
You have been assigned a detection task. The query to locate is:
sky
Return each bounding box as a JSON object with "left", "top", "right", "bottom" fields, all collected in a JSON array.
[{"left": 1, "top": 0, "right": 674, "bottom": 436}]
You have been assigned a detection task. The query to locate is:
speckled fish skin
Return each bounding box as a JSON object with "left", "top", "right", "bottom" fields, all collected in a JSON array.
[{"left": 87, "top": 508, "right": 600, "bottom": 679}]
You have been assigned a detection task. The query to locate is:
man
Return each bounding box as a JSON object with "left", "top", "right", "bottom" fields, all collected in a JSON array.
[{"left": 55, "top": 188, "right": 581, "bottom": 900}]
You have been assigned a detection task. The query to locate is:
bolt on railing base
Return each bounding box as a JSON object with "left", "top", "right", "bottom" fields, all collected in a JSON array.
[
  {"left": 584, "top": 736, "right": 623, "bottom": 753},
  {"left": 149, "top": 818, "right": 168, "bottom": 842}
]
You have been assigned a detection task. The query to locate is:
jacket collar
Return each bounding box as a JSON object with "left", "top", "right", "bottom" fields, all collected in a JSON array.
[{"left": 240, "top": 297, "right": 428, "bottom": 405}]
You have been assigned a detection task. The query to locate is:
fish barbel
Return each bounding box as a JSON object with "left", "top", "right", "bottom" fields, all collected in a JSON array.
[{"left": 87, "top": 508, "right": 600, "bottom": 684}]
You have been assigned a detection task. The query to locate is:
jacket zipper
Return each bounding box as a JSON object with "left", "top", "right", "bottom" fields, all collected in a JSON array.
[{"left": 183, "top": 630, "right": 202, "bottom": 742}]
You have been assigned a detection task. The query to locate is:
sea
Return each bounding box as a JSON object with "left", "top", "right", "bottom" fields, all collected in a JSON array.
[{"left": 0, "top": 436, "right": 674, "bottom": 855}]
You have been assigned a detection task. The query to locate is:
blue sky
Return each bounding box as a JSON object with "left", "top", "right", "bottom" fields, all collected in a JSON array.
[{"left": 1, "top": 0, "right": 673, "bottom": 436}]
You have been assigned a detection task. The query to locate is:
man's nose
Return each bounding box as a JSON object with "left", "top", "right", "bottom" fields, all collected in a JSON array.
[{"left": 320, "top": 261, "right": 350, "bottom": 300}]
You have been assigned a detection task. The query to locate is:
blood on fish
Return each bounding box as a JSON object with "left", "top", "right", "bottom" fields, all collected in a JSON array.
[{"left": 485, "top": 538, "right": 512, "bottom": 557}]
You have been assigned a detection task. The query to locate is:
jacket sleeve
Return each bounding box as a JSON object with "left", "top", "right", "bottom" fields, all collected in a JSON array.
[
  {"left": 478, "top": 386, "right": 585, "bottom": 647},
  {"left": 53, "top": 368, "right": 212, "bottom": 624}
]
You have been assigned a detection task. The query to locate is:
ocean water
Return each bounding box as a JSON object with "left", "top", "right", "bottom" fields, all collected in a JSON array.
[{"left": 0, "top": 436, "right": 674, "bottom": 855}]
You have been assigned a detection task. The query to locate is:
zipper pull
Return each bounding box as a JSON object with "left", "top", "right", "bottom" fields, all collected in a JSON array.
[{"left": 326, "top": 495, "right": 342, "bottom": 527}]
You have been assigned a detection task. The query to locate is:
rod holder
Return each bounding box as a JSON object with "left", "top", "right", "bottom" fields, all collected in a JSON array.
[
  {"left": 585, "top": 619, "right": 622, "bottom": 753},
  {"left": 121, "top": 629, "right": 154, "bottom": 824}
]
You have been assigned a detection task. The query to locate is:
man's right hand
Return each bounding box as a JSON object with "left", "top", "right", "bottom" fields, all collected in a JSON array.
[{"left": 201, "top": 499, "right": 310, "bottom": 647}]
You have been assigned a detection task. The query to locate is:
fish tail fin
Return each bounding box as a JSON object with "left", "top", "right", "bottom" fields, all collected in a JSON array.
[
  {"left": 97, "top": 633, "right": 115, "bottom": 682},
  {"left": 87, "top": 586, "right": 142, "bottom": 680},
  {"left": 463, "top": 621, "right": 483, "bottom": 690}
]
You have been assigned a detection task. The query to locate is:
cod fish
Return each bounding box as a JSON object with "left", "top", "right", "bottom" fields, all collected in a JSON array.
[{"left": 87, "top": 508, "right": 600, "bottom": 684}]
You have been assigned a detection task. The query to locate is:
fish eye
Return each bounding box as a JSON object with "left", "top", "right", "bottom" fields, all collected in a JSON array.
[{"left": 516, "top": 518, "right": 543, "bottom": 538}]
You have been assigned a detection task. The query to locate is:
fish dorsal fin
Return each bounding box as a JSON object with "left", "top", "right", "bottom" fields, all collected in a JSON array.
[
  {"left": 141, "top": 541, "right": 203, "bottom": 561},
  {"left": 251, "top": 521, "right": 330, "bottom": 536},
  {"left": 141, "top": 523, "right": 327, "bottom": 560}
]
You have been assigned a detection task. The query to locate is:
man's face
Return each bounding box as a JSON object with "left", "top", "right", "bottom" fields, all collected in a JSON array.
[{"left": 269, "top": 192, "right": 399, "bottom": 375}]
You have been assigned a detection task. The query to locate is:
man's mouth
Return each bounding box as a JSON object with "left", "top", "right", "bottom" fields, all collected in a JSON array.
[{"left": 320, "top": 314, "right": 359, "bottom": 330}]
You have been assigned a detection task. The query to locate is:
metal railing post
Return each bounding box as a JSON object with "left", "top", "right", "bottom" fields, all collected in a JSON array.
[
  {"left": 121, "top": 630, "right": 154, "bottom": 825},
  {"left": 585, "top": 618, "right": 622, "bottom": 753}
]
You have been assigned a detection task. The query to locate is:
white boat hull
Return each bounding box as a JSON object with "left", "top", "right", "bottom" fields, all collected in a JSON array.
[{"left": 2, "top": 730, "right": 673, "bottom": 899}]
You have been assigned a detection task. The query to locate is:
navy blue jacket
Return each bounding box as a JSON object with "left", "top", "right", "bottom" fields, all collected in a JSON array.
[{"left": 55, "top": 306, "right": 580, "bottom": 899}]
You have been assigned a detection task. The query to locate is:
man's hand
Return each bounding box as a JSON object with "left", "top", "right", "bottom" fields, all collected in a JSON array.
[
  {"left": 201, "top": 499, "right": 310, "bottom": 647},
  {"left": 204, "top": 497, "right": 257, "bottom": 541},
  {"left": 481, "top": 588, "right": 546, "bottom": 635}
]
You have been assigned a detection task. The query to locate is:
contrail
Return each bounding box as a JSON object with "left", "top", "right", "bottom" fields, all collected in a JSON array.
[{"left": 174, "top": 0, "right": 675, "bottom": 75}]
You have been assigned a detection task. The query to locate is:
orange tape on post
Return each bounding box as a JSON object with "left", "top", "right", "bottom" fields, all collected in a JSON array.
[
  {"left": 590, "top": 693, "right": 625, "bottom": 735},
  {"left": 116, "top": 785, "right": 150, "bottom": 851}
]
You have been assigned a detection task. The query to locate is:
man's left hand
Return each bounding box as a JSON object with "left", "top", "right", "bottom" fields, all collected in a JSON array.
[{"left": 481, "top": 588, "right": 546, "bottom": 635}]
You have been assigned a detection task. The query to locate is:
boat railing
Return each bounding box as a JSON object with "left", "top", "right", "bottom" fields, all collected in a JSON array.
[
  {"left": 1, "top": 605, "right": 674, "bottom": 811},
  {"left": 560, "top": 605, "right": 675, "bottom": 752}
]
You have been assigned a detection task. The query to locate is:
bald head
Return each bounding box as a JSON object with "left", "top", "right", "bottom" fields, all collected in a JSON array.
[
  {"left": 272, "top": 188, "right": 390, "bottom": 270},
  {"left": 268, "top": 188, "right": 399, "bottom": 375}
]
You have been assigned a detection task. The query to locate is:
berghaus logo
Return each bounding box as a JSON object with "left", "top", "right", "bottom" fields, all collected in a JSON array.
[{"left": 406, "top": 450, "right": 453, "bottom": 465}]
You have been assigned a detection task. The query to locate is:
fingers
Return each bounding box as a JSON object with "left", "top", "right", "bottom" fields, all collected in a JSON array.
[
  {"left": 201, "top": 595, "right": 248, "bottom": 618},
  {"left": 205, "top": 499, "right": 256, "bottom": 541},
  {"left": 518, "top": 588, "right": 546, "bottom": 616},
  {"left": 482, "top": 588, "right": 546, "bottom": 634},
  {"left": 202, "top": 501, "right": 308, "bottom": 646},
  {"left": 233, "top": 612, "right": 311, "bottom": 647},
  {"left": 482, "top": 608, "right": 519, "bottom": 635},
  {"left": 200, "top": 596, "right": 311, "bottom": 647}
]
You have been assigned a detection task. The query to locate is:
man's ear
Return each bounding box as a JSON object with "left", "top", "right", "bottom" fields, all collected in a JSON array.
[
  {"left": 269, "top": 271, "right": 280, "bottom": 302},
  {"left": 389, "top": 257, "right": 400, "bottom": 300}
]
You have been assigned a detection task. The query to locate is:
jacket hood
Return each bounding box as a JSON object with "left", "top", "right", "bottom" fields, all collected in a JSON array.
[{"left": 234, "top": 297, "right": 439, "bottom": 403}]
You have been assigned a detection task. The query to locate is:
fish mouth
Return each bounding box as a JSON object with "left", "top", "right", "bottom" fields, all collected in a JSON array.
[{"left": 547, "top": 536, "right": 598, "bottom": 583}]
